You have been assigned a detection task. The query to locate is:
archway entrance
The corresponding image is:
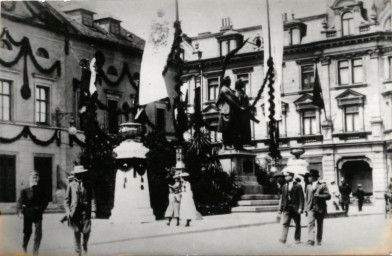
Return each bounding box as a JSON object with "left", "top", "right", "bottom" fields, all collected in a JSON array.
[{"left": 340, "top": 160, "right": 373, "bottom": 194}]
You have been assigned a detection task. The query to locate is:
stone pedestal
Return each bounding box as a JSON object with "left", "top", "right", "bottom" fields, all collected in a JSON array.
[{"left": 217, "top": 150, "right": 262, "bottom": 194}]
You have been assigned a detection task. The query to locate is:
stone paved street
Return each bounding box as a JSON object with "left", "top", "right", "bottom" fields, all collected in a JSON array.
[{"left": 1, "top": 209, "right": 391, "bottom": 255}]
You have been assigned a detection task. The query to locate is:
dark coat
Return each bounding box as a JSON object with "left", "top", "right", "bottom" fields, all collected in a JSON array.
[
  {"left": 354, "top": 189, "right": 365, "bottom": 200},
  {"left": 305, "top": 181, "right": 331, "bottom": 215},
  {"left": 339, "top": 184, "right": 352, "bottom": 204},
  {"left": 279, "top": 182, "right": 304, "bottom": 213},
  {"left": 17, "top": 186, "right": 49, "bottom": 221}
]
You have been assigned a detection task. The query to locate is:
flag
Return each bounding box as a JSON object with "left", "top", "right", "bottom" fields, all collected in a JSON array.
[
  {"left": 312, "top": 66, "right": 325, "bottom": 109},
  {"left": 219, "top": 38, "right": 249, "bottom": 83},
  {"left": 138, "top": 4, "right": 175, "bottom": 105},
  {"left": 262, "top": 0, "right": 284, "bottom": 122}
]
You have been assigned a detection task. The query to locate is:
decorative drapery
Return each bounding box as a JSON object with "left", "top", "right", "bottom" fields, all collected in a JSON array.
[{"left": 0, "top": 126, "right": 61, "bottom": 146}]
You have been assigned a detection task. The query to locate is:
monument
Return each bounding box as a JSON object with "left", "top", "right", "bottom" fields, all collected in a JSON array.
[
  {"left": 111, "top": 122, "right": 155, "bottom": 223},
  {"left": 216, "top": 77, "right": 262, "bottom": 194}
]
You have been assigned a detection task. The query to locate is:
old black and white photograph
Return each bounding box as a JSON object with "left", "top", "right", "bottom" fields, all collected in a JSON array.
[{"left": 0, "top": 0, "right": 391, "bottom": 255}]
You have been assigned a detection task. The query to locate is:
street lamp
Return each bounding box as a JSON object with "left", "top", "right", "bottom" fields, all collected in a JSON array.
[{"left": 53, "top": 107, "right": 77, "bottom": 135}]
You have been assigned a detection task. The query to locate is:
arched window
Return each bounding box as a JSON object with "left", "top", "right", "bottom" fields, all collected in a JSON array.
[
  {"left": 0, "top": 39, "right": 12, "bottom": 50},
  {"left": 107, "top": 66, "right": 118, "bottom": 76},
  {"left": 342, "top": 12, "right": 354, "bottom": 36},
  {"left": 36, "top": 48, "right": 49, "bottom": 59}
]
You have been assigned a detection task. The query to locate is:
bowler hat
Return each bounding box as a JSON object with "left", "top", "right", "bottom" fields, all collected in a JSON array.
[
  {"left": 308, "top": 169, "right": 320, "bottom": 177},
  {"left": 71, "top": 165, "right": 88, "bottom": 174}
]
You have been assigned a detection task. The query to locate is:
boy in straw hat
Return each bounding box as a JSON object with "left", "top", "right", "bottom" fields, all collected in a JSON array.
[
  {"left": 17, "top": 171, "right": 49, "bottom": 255},
  {"left": 64, "top": 165, "right": 96, "bottom": 256}
]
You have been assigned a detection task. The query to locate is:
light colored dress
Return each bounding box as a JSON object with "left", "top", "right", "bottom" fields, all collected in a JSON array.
[
  {"left": 164, "top": 183, "right": 181, "bottom": 218},
  {"left": 179, "top": 181, "right": 197, "bottom": 220}
]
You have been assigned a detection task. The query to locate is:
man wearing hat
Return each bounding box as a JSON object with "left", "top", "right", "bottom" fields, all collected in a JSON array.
[
  {"left": 17, "top": 171, "right": 49, "bottom": 255},
  {"left": 64, "top": 166, "right": 96, "bottom": 256},
  {"left": 278, "top": 171, "right": 305, "bottom": 244},
  {"left": 354, "top": 184, "right": 365, "bottom": 212},
  {"left": 304, "top": 169, "right": 331, "bottom": 246},
  {"left": 339, "top": 178, "right": 352, "bottom": 212},
  {"left": 329, "top": 180, "right": 340, "bottom": 211}
]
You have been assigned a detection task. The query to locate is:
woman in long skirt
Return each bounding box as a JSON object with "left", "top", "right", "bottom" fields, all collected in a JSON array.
[
  {"left": 179, "top": 173, "right": 197, "bottom": 227},
  {"left": 164, "top": 178, "right": 181, "bottom": 226}
]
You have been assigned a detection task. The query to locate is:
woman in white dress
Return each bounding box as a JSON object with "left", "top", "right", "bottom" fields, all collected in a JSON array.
[
  {"left": 164, "top": 178, "right": 181, "bottom": 226},
  {"left": 179, "top": 173, "right": 197, "bottom": 227}
]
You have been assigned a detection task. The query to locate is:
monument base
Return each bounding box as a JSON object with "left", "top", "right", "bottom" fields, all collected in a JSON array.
[{"left": 217, "top": 149, "right": 262, "bottom": 194}]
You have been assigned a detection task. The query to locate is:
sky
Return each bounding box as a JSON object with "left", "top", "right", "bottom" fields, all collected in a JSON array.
[{"left": 52, "top": 0, "right": 330, "bottom": 40}]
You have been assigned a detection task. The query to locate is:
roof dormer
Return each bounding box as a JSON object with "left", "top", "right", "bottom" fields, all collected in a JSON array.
[
  {"left": 64, "top": 8, "right": 96, "bottom": 27},
  {"left": 216, "top": 18, "right": 244, "bottom": 56},
  {"left": 94, "top": 17, "right": 122, "bottom": 35},
  {"left": 283, "top": 13, "right": 307, "bottom": 46}
]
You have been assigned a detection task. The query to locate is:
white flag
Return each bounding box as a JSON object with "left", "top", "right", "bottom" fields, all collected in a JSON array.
[
  {"left": 262, "top": 0, "right": 283, "bottom": 121},
  {"left": 139, "top": 4, "right": 175, "bottom": 105}
]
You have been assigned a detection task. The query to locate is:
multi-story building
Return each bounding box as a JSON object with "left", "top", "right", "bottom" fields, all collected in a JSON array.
[
  {"left": 0, "top": 1, "right": 144, "bottom": 211},
  {"left": 182, "top": 0, "right": 392, "bottom": 202}
]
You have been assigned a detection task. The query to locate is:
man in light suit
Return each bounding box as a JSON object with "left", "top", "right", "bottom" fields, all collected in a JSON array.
[
  {"left": 305, "top": 169, "right": 331, "bottom": 246},
  {"left": 278, "top": 172, "right": 305, "bottom": 244},
  {"left": 64, "top": 166, "right": 96, "bottom": 256}
]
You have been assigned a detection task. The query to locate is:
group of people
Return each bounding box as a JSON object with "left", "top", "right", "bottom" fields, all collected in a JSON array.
[
  {"left": 164, "top": 171, "right": 199, "bottom": 227},
  {"left": 329, "top": 178, "right": 366, "bottom": 212},
  {"left": 278, "top": 169, "right": 331, "bottom": 246},
  {"left": 17, "top": 166, "right": 96, "bottom": 255}
]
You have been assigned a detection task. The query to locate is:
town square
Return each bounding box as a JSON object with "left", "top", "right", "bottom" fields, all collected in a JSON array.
[{"left": 0, "top": 0, "right": 391, "bottom": 255}]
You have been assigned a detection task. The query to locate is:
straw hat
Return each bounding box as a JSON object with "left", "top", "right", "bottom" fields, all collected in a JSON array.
[
  {"left": 173, "top": 172, "right": 189, "bottom": 178},
  {"left": 71, "top": 165, "right": 88, "bottom": 174}
]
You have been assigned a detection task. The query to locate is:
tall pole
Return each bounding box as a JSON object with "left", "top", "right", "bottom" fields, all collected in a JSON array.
[
  {"left": 175, "top": 0, "right": 179, "bottom": 21},
  {"left": 266, "top": 0, "right": 272, "bottom": 58}
]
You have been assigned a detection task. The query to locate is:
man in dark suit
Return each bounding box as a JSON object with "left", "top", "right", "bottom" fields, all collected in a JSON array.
[
  {"left": 278, "top": 172, "right": 305, "bottom": 244},
  {"left": 17, "top": 171, "right": 49, "bottom": 255},
  {"left": 64, "top": 166, "right": 96, "bottom": 256},
  {"left": 305, "top": 169, "right": 331, "bottom": 246},
  {"left": 339, "top": 178, "right": 352, "bottom": 212}
]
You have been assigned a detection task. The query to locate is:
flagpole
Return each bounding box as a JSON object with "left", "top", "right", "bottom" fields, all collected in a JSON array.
[
  {"left": 175, "top": 0, "right": 179, "bottom": 21},
  {"left": 266, "top": 0, "right": 272, "bottom": 58}
]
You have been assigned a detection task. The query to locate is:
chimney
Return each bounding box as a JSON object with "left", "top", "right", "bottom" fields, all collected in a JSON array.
[
  {"left": 220, "top": 17, "right": 233, "bottom": 31},
  {"left": 282, "top": 13, "right": 288, "bottom": 22}
]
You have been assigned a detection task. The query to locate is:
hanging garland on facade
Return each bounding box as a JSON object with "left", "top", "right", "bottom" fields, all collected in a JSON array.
[
  {"left": 0, "top": 126, "right": 61, "bottom": 146},
  {"left": 97, "top": 62, "right": 137, "bottom": 90},
  {"left": 0, "top": 28, "right": 61, "bottom": 99},
  {"left": 69, "top": 134, "right": 85, "bottom": 147}
]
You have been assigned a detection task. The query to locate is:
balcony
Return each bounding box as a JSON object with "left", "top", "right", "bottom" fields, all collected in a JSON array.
[
  {"left": 332, "top": 131, "right": 371, "bottom": 140},
  {"left": 296, "top": 134, "right": 323, "bottom": 143}
]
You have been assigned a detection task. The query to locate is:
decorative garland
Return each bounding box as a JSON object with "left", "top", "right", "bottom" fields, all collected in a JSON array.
[
  {"left": 69, "top": 134, "right": 85, "bottom": 147},
  {"left": 0, "top": 126, "right": 61, "bottom": 146},
  {"left": 0, "top": 28, "right": 61, "bottom": 99},
  {"left": 97, "top": 62, "right": 137, "bottom": 90}
]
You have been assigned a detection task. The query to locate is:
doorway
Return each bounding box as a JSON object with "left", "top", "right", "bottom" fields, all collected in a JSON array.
[
  {"left": 340, "top": 160, "right": 373, "bottom": 194},
  {"left": 34, "top": 156, "right": 53, "bottom": 202}
]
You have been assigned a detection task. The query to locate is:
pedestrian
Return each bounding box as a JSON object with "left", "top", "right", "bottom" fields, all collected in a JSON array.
[
  {"left": 329, "top": 180, "right": 340, "bottom": 211},
  {"left": 64, "top": 166, "right": 96, "bottom": 256},
  {"left": 17, "top": 171, "right": 49, "bottom": 255},
  {"left": 339, "top": 178, "right": 352, "bottom": 212},
  {"left": 60, "top": 175, "right": 75, "bottom": 224},
  {"left": 278, "top": 172, "right": 304, "bottom": 244},
  {"left": 304, "top": 169, "right": 331, "bottom": 246},
  {"left": 354, "top": 184, "right": 365, "bottom": 212},
  {"left": 178, "top": 172, "right": 197, "bottom": 227},
  {"left": 164, "top": 174, "right": 181, "bottom": 226}
]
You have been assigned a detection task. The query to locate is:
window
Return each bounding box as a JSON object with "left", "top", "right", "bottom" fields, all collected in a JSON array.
[
  {"left": 82, "top": 14, "right": 93, "bottom": 27},
  {"left": 35, "top": 86, "right": 49, "bottom": 124},
  {"left": 0, "top": 39, "right": 12, "bottom": 50},
  {"left": 302, "top": 110, "right": 317, "bottom": 135},
  {"left": 237, "top": 74, "right": 251, "bottom": 96},
  {"left": 338, "top": 58, "right": 363, "bottom": 85},
  {"left": 344, "top": 105, "right": 360, "bottom": 132},
  {"left": 36, "top": 48, "right": 49, "bottom": 59},
  {"left": 386, "top": 56, "right": 392, "bottom": 80},
  {"left": 301, "top": 65, "right": 314, "bottom": 90},
  {"left": 0, "top": 80, "right": 11, "bottom": 121},
  {"left": 207, "top": 78, "right": 219, "bottom": 101},
  {"left": 110, "top": 22, "right": 120, "bottom": 34},
  {"left": 0, "top": 155, "right": 16, "bottom": 202},
  {"left": 107, "top": 66, "right": 118, "bottom": 76},
  {"left": 342, "top": 12, "right": 354, "bottom": 36},
  {"left": 285, "top": 28, "right": 301, "bottom": 46},
  {"left": 108, "top": 99, "right": 118, "bottom": 133},
  {"left": 156, "top": 108, "right": 165, "bottom": 131}
]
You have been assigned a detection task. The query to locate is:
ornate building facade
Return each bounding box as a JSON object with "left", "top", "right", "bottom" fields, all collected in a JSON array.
[
  {"left": 182, "top": 0, "right": 392, "bottom": 202},
  {"left": 0, "top": 2, "right": 144, "bottom": 211}
]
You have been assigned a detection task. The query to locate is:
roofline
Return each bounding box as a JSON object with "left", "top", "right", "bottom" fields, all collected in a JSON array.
[
  {"left": 94, "top": 17, "right": 122, "bottom": 23},
  {"left": 63, "top": 8, "right": 96, "bottom": 15}
]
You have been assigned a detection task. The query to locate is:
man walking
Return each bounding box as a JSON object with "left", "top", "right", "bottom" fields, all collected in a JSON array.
[
  {"left": 305, "top": 169, "right": 331, "bottom": 246},
  {"left": 339, "top": 178, "right": 351, "bottom": 212},
  {"left": 64, "top": 166, "right": 96, "bottom": 256},
  {"left": 329, "top": 180, "right": 340, "bottom": 211},
  {"left": 17, "top": 171, "right": 49, "bottom": 255},
  {"left": 354, "top": 184, "right": 365, "bottom": 212},
  {"left": 278, "top": 172, "right": 304, "bottom": 244}
]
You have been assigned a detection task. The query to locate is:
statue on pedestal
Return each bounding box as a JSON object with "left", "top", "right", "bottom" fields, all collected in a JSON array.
[{"left": 216, "top": 77, "right": 258, "bottom": 150}]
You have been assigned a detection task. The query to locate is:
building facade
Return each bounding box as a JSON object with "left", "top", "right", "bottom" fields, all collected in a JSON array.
[
  {"left": 0, "top": 2, "right": 144, "bottom": 210},
  {"left": 182, "top": 0, "right": 392, "bottom": 201}
]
